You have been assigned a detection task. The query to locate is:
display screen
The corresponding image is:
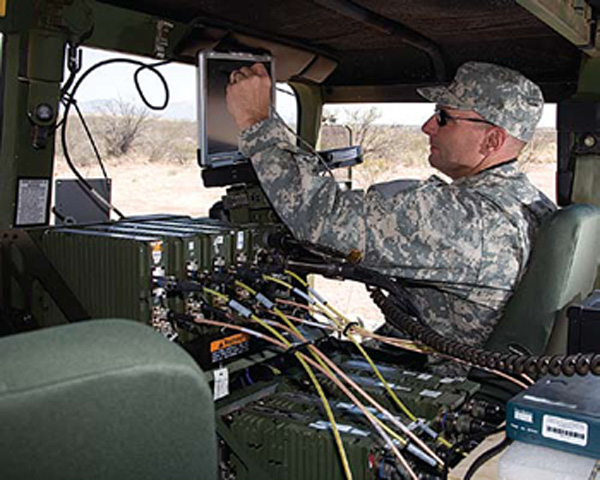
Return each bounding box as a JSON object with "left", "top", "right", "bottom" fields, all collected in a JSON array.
[{"left": 198, "top": 52, "right": 274, "bottom": 168}]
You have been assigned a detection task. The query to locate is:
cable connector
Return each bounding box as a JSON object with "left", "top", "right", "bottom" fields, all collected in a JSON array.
[
  {"left": 228, "top": 299, "right": 252, "bottom": 318},
  {"left": 342, "top": 321, "right": 360, "bottom": 336},
  {"left": 67, "top": 42, "right": 83, "bottom": 74},
  {"left": 255, "top": 292, "right": 275, "bottom": 310},
  {"left": 293, "top": 287, "right": 315, "bottom": 304}
]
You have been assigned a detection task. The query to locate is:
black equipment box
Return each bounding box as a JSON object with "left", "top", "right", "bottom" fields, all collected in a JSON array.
[
  {"left": 568, "top": 290, "right": 600, "bottom": 354},
  {"left": 54, "top": 178, "right": 111, "bottom": 225}
]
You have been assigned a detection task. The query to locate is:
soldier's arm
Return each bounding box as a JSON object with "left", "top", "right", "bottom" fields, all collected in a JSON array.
[
  {"left": 240, "top": 117, "right": 368, "bottom": 257},
  {"left": 241, "top": 118, "right": 503, "bottom": 291}
]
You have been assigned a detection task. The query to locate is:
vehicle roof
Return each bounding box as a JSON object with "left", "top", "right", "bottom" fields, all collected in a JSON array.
[{"left": 98, "top": 0, "right": 582, "bottom": 102}]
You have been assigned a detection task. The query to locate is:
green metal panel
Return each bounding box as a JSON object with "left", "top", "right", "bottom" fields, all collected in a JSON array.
[
  {"left": 37, "top": 228, "right": 159, "bottom": 325},
  {"left": 226, "top": 392, "right": 378, "bottom": 480},
  {"left": 86, "top": 1, "right": 188, "bottom": 60},
  {"left": 326, "top": 358, "right": 479, "bottom": 420},
  {"left": 0, "top": 0, "right": 99, "bottom": 228},
  {"left": 118, "top": 219, "right": 238, "bottom": 269},
  {"left": 572, "top": 155, "right": 600, "bottom": 205},
  {"left": 567, "top": 57, "right": 600, "bottom": 211},
  {"left": 575, "top": 56, "right": 600, "bottom": 98},
  {"left": 516, "top": 0, "right": 599, "bottom": 56},
  {"left": 290, "top": 81, "right": 324, "bottom": 148}
]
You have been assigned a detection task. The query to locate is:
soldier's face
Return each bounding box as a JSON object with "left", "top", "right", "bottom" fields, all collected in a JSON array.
[{"left": 421, "top": 107, "right": 492, "bottom": 179}]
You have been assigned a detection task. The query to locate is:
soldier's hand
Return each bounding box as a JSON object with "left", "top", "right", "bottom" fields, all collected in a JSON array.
[{"left": 226, "top": 63, "right": 271, "bottom": 131}]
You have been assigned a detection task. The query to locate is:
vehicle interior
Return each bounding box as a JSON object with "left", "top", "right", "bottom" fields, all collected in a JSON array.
[{"left": 2, "top": 1, "right": 600, "bottom": 479}]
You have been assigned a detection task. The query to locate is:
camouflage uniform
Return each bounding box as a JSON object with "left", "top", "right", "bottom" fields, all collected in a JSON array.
[{"left": 238, "top": 62, "right": 556, "bottom": 358}]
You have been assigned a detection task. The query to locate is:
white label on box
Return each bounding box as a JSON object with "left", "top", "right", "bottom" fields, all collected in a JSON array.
[
  {"left": 419, "top": 389, "right": 442, "bottom": 399},
  {"left": 308, "top": 421, "right": 369, "bottom": 437},
  {"left": 16, "top": 178, "right": 49, "bottom": 225},
  {"left": 151, "top": 241, "right": 163, "bottom": 264},
  {"left": 213, "top": 367, "right": 229, "bottom": 400},
  {"left": 236, "top": 231, "right": 245, "bottom": 250},
  {"left": 417, "top": 373, "right": 433, "bottom": 381},
  {"left": 514, "top": 408, "right": 533, "bottom": 424},
  {"left": 542, "top": 414, "right": 588, "bottom": 447}
]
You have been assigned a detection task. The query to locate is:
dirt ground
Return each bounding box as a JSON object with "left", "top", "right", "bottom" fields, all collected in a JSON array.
[{"left": 54, "top": 159, "right": 556, "bottom": 330}]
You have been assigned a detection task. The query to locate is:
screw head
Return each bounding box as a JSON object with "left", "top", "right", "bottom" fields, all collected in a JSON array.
[
  {"left": 35, "top": 103, "right": 54, "bottom": 122},
  {"left": 584, "top": 135, "right": 596, "bottom": 148}
]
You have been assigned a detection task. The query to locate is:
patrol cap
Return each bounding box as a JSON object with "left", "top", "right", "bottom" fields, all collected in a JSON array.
[{"left": 417, "top": 61, "right": 544, "bottom": 142}]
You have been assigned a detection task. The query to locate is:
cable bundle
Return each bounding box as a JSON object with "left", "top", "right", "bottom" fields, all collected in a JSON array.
[{"left": 370, "top": 288, "right": 600, "bottom": 378}]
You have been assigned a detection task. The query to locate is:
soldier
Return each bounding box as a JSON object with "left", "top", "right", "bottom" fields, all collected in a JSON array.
[{"left": 226, "top": 61, "right": 556, "bottom": 367}]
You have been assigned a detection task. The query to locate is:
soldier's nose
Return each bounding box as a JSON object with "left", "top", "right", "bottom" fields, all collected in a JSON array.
[{"left": 422, "top": 115, "right": 438, "bottom": 136}]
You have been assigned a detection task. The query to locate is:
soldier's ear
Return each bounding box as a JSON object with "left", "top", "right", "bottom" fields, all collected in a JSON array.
[{"left": 482, "top": 127, "right": 507, "bottom": 154}]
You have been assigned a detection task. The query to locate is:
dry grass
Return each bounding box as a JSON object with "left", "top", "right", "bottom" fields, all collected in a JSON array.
[{"left": 321, "top": 125, "right": 556, "bottom": 189}]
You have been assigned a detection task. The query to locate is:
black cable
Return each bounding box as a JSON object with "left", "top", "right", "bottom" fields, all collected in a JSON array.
[
  {"left": 371, "top": 286, "right": 600, "bottom": 378},
  {"left": 133, "top": 60, "right": 172, "bottom": 110},
  {"left": 286, "top": 256, "right": 600, "bottom": 378},
  {"left": 61, "top": 43, "right": 83, "bottom": 97},
  {"left": 68, "top": 96, "right": 109, "bottom": 181},
  {"left": 442, "top": 426, "right": 504, "bottom": 480},
  {"left": 463, "top": 434, "right": 512, "bottom": 480},
  {"left": 60, "top": 56, "right": 172, "bottom": 220}
]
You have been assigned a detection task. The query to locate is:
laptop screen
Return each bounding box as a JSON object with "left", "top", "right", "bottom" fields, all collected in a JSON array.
[{"left": 197, "top": 51, "right": 274, "bottom": 168}]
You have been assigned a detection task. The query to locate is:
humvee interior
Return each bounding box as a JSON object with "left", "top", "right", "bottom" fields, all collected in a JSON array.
[{"left": 2, "top": 1, "right": 600, "bottom": 479}]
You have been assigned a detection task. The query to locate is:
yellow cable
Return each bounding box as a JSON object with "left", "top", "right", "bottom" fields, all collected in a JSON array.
[
  {"left": 250, "top": 313, "right": 353, "bottom": 480},
  {"left": 243, "top": 277, "right": 451, "bottom": 453},
  {"left": 203, "top": 287, "right": 228, "bottom": 302},
  {"left": 234, "top": 279, "right": 257, "bottom": 295},
  {"left": 283, "top": 271, "right": 456, "bottom": 449},
  {"left": 307, "top": 285, "right": 455, "bottom": 449},
  {"left": 262, "top": 274, "right": 291, "bottom": 290},
  {"left": 236, "top": 280, "right": 306, "bottom": 341},
  {"left": 280, "top": 273, "right": 418, "bottom": 421},
  {"left": 285, "top": 269, "right": 308, "bottom": 287},
  {"left": 195, "top": 314, "right": 419, "bottom": 476},
  {"left": 351, "top": 340, "right": 417, "bottom": 422},
  {"left": 376, "top": 415, "right": 407, "bottom": 446},
  {"left": 203, "top": 286, "right": 353, "bottom": 480}
]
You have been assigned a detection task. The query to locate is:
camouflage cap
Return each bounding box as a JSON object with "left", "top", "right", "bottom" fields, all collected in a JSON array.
[{"left": 417, "top": 62, "right": 544, "bottom": 142}]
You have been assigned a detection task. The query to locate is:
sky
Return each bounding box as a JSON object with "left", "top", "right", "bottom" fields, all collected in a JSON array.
[{"left": 73, "top": 47, "right": 557, "bottom": 128}]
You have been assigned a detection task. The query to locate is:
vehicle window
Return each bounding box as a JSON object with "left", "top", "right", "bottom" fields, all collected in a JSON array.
[
  {"left": 55, "top": 47, "right": 297, "bottom": 222},
  {"left": 275, "top": 83, "right": 298, "bottom": 133},
  {"left": 320, "top": 102, "right": 556, "bottom": 193}
]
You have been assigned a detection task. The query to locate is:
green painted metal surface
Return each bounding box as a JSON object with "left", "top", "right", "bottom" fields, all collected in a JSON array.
[
  {"left": 517, "top": 0, "right": 599, "bottom": 55},
  {"left": 37, "top": 228, "right": 158, "bottom": 325}
]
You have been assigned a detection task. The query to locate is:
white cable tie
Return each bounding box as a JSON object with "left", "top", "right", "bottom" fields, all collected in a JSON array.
[
  {"left": 228, "top": 300, "right": 252, "bottom": 318},
  {"left": 293, "top": 287, "right": 315, "bottom": 304},
  {"left": 256, "top": 293, "right": 275, "bottom": 310}
]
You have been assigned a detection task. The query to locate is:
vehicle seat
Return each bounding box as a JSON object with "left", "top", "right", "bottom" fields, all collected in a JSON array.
[
  {"left": 0, "top": 319, "right": 217, "bottom": 480},
  {"left": 485, "top": 203, "right": 600, "bottom": 356}
]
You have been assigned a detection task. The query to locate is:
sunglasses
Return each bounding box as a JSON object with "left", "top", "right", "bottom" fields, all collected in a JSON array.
[{"left": 435, "top": 108, "right": 495, "bottom": 128}]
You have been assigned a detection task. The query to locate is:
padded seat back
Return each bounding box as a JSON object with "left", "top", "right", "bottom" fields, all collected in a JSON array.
[
  {"left": 0, "top": 320, "right": 217, "bottom": 480},
  {"left": 485, "top": 204, "right": 600, "bottom": 356}
]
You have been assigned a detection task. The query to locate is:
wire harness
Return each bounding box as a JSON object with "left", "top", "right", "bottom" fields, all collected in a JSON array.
[{"left": 370, "top": 287, "right": 600, "bottom": 378}]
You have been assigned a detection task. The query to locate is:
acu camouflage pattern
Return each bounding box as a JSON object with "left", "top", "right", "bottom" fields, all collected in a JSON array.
[
  {"left": 417, "top": 61, "right": 544, "bottom": 142},
  {"left": 240, "top": 117, "right": 556, "bottom": 368}
]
